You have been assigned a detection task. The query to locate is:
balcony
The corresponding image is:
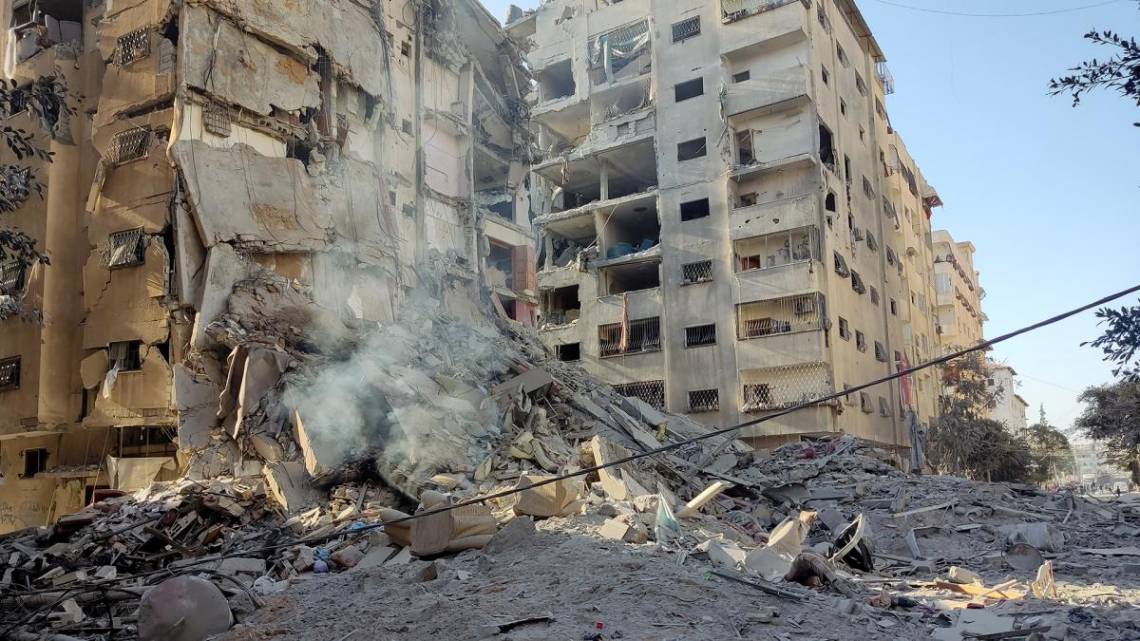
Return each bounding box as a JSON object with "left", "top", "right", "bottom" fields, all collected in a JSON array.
[
  {"left": 741, "top": 363, "right": 835, "bottom": 413},
  {"left": 723, "top": 65, "right": 809, "bottom": 122},
  {"left": 720, "top": 0, "right": 806, "bottom": 54},
  {"left": 599, "top": 316, "right": 661, "bottom": 359},
  {"left": 534, "top": 136, "right": 658, "bottom": 213},
  {"left": 729, "top": 193, "right": 817, "bottom": 239}
]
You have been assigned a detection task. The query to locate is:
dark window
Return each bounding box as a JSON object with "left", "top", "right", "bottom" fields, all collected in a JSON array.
[
  {"left": 682, "top": 260, "right": 713, "bottom": 284},
  {"left": 856, "top": 331, "right": 866, "bottom": 352},
  {"left": 838, "top": 317, "right": 850, "bottom": 340},
  {"left": 117, "top": 28, "right": 151, "bottom": 66},
  {"left": 855, "top": 73, "right": 868, "bottom": 96},
  {"left": 402, "top": 119, "right": 413, "bottom": 135},
  {"left": 863, "top": 177, "right": 874, "bottom": 199},
  {"left": 875, "top": 341, "right": 887, "bottom": 362},
  {"left": 558, "top": 343, "right": 581, "bottom": 362},
  {"left": 851, "top": 270, "right": 866, "bottom": 294},
  {"left": 732, "top": 70, "right": 751, "bottom": 83},
  {"left": 109, "top": 341, "right": 143, "bottom": 372},
  {"left": 867, "top": 231, "right": 878, "bottom": 252},
  {"left": 108, "top": 127, "right": 152, "bottom": 165},
  {"left": 879, "top": 396, "right": 891, "bottom": 417},
  {"left": 837, "top": 44, "right": 849, "bottom": 67},
  {"left": 894, "top": 350, "right": 903, "bottom": 364},
  {"left": 677, "top": 137, "right": 707, "bottom": 161},
  {"left": 819, "top": 123, "right": 836, "bottom": 169},
  {"left": 680, "top": 198, "right": 710, "bottom": 221},
  {"left": 685, "top": 324, "right": 717, "bottom": 347},
  {"left": 0, "top": 356, "right": 20, "bottom": 391},
  {"left": 890, "top": 299, "right": 898, "bottom": 316},
  {"left": 840, "top": 99, "right": 847, "bottom": 116},
  {"left": 109, "top": 228, "right": 147, "bottom": 268},
  {"left": 400, "top": 40, "right": 411, "bottom": 57},
  {"left": 821, "top": 66, "right": 830, "bottom": 85},
  {"left": 674, "top": 78, "right": 704, "bottom": 102},
  {"left": 688, "top": 389, "right": 719, "bottom": 413},
  {"left": 21, "top": 448, "right": 48, "bottom": 478},
  {"left": 860, "top": 391, "right": 873, "bottom": 413},
  {"left": 870, "top": 287, "right": 880, "bottom": 306},
  {"left": 825, "top": 191, "right": 837, "bottom": 212},
  {"left": 0, "top": 261, "right": 25, "bottom": 294},
  {"left": 844, "top": 155, "right": 852, "bottom": 182},
  {"left": 736, "top": 130, "right": 753, "bottom": 164},
  {"left": 672, "top": 16, "right": 701, "bottom": 42},
  {"left": 833, "top": 251, "right": 849, "bottom": 277}
]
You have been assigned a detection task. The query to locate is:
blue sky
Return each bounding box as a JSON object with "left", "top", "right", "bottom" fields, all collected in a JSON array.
[{"left": 483, "top": 0, "right": 1140, "bottom": 433}]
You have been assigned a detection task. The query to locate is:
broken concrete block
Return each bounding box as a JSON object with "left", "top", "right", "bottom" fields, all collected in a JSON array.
[
  {"left": 598, "top": 518, "right": 631, "bottom": 542},
  {"left": 385, "top": 548, "right": 413, "bottom": 566},
  {"left": 331, "top": 546, "right": 364, "bottom": 569},
  {"left": 263, "top": 462, "right": 319, "bottom": 515},
  {"left": 139, "top": 576, "right": 233, "bottom": 641},
  {"left": 619, "top": 395, "right": 667, "bottom": 427},
  {"left": 485, "top": 515, "right": 537, "bottom": 554},
  {"left": 216, "top": 557, "right": 266, "bottom": 577},
  {"left": 410, "top": 502, "right": 497, "bottom": 557},
  {"left": 513, "top": 475, "right": 582, "bottom": 518},
  {"left": 292, "top": 546, "right": 315, "bottom": 572},
  {"left": 701, "top": 540, "right": 747, "bottom": 569},
  {"left": 492, "top": 367, "right": 554, "bottom": 397},
  {"left": 948, "top": 566, "right": 982, "bottom": 585},
  {"left": 353, "top": 545, "right": 397, "bottom": 571},
  {"left": 1001, "top": 523, "right": 1066, "bottom": 553}
]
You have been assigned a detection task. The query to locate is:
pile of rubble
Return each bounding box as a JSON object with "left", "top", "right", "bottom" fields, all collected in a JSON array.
[{"left": 4, "top": 283, "right": 1140, "bottom": 640}]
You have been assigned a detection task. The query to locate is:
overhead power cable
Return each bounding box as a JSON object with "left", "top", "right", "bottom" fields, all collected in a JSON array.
[{"left": 867, "top": 0, "right": 1127, "bottom": 17}]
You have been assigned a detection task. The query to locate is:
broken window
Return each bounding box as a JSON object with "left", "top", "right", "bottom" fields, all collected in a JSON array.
[
  {"left": 202, "top": 107, "right": 232, "bottom": 137},
  {"left": 825, "top": 191, "right": 838, "bottom": 212},
  {"left": 537, "top": 59, "right": 575, "bottom": 101},
  {"left": 599, "top": 317, "right": 661, "bottom": 357},
  {"left": 677, "top": 137, "right": 707, "bottom": 161},
  {"left": 856, "top": 331, "right": 866, "bottom": 352},
  {"left": 558, "top": 343, "right": 581, "bottom": 362},
  {"left": 682, "top": 260, "right": 713, "bottom": 285},
  {"left": 613, "top": 380, "right": 665, "bottom": 410},
  {"left": 685, "top": 324, "right": 717, "bottom": 348},
  {"left": 738, "top": 192, "right": 758, "bottom": 207},
  {"left": 819, "top": 123, "right": 835, "bottom": 170},
  {"left": 735, "top": 130, "right": 753, "bottom": 165},
  {"left": 589, "top": 21, "right": 651, "bottom": 85},
  {"left": 116, "top": 27, "right": 150, "bottom": 66},
  {"left": 733, "top": 70, "right": 750, "bottom": 83},
  {"left": 737, "top": 294, "right": 824, "bottom": 339},
  {"left": 674, "top": 78, "right": 703, "bottom": 102},
  {"left": 860, "top": 392, "right": 873, "bottom": 414},
  {"left": 21, "top": 448, "right": 47, "bottom": 478},
  {"left": 0, "top": 260, "right": 25, "bottom": 294},
  {"left": 0, "top": 356, "right": 20, "bottom": 391},
  {"left": 735, "top": 228, "right": 820, "bottom": 272},
  {"left": 672, "top": 16, "right": 701, "bottom": 42},
  {"left": 542, "top": 285, "right": 580, "bottom": 325},
  {"left": 875, "top": 341, "right": 887, "bottom": 362},
  {"left": 851, "top": 270, "right": 866, "bottom": 295},
  {"left": 680, "top": 197, "right": 710, "bottom": 221},
  {"left": 601, "top": 260, "right": 660, "bottom": 295},
  {"left": 108, "top": 341, "right": 143, "bottom": 372},
  {"left": 108, "top": 228, "right": 146, "bottom": 268},
  {"left": 879, "top": 397, "right": 892, "bottom": 417},
  {"left": 108, "top": 127, "right": 156, "bottom": 165},
  {"left": 838, "top": 317, "right": 850, "bottom": 340},
  {"left": 119, "top": 426, "right": 177, "bottom": 458},
  {"left": 833, "top": 251, "right": 850, "bottom": 277},
  {"left": 688, "top": 389, "right": 719, "bottom": 413}
]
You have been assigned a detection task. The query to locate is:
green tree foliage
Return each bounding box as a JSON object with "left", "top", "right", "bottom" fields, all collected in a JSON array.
[
  {"left": 1025, "top": 408, "right": 1076, "bottom": 485},
  {"left": 1084, "top": 301, "right": 1140, "bottom": 383},
  {"left": 1075, "top": 381, "right": 1140, "bottom": 486},
  {"left": 1049, "top": 0, "right": 1139, "bottom": 126},
  {"left": 928, "top": 352, "right": 1033, "bottom": 482}
]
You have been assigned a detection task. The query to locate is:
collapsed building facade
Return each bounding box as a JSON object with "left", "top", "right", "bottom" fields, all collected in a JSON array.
[
  {"left": 513, "top": 0, "right": 944, "bottom": 450},
  {"left": 0, "top": 0, "right": 535, "bottom": 533}
]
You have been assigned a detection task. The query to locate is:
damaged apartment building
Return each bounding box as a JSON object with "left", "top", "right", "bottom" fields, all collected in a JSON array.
[
  {"left": 512, "top": 0, "right": 944, "bottom": 452},
  {"left": 0, "top": 0, "right": 534, "bottom": 532}
]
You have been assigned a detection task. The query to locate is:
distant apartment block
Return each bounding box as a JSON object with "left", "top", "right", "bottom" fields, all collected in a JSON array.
[
  {"left": 510, "top": 0, "right": 944, "bottom": 449},
  {"left": 986, "top": 361, "right": 1029, "bottom": 435},
  {"left": 933, "top": 229, "right": 986, "bottom": 349}
]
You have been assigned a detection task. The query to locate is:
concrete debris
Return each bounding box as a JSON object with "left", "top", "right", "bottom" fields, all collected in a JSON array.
[{"left": 138, "top": 575, "right": 234, "bottom": 641}]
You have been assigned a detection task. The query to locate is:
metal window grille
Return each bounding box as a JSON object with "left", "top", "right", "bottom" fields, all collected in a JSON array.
[
  {"left": 108, "top": 128, "right": 151, "bottom": 165},
  {"left": 735, "top": 227, "right": 820, "bottom": 272},
  {"left": 672, "top": 16, "right": 700, "bottom": 42},
  {"left": 850, "top": 270, "right": 866, "bottom": 295},
  {"left": 682, "top": 260, "right": 713, "bottom": 284},
  {"left": 862, "top": 177, "right": 874, "bottom": 199},
  {"left": 741, "top": 363, "right": 834, "bottom": 413},
  {"left": 866, "top": 232, "right": 878, "bottom": 252},
  {"left": 599, "top": 317, "right": 661, "bottom": 357},
  {"left": 688, "top": 389, "right": 719, "bottom": 413},
  {"left": 109, "top": 341, "right": 143, "bottom": 372},
  {"left": 860, "top": 391, "right": 873, "bottom": 414},
  {"left": 108, "top": 229, "right": 146, "bottom": 268},
  {"left": 685, "top": 324, "right": 716, "bottom": 347},
  {"left": 838, "top": 317, "right": 850, "bottom": 340},
  {"left": 116, "top": 28, "right": 151, "bottom": 66},
  {"left": 870, "top": 287, "right": 880, "bottom": 306},
  {"left": 875, "top": 341, "right": 888, "bottom": 362},
  {"left": 833, "top": 251, "right": 850, "bottom": 277},
  {"left": 723, "top": 0, "right": 800, "bottom": 22},
  {"left": 876, "top": 62, "right": 896, "bottom": 95},
  {"left": 737, "top": 294, "right": 824, "bottom": 339},
  {"left": 0, "top": 356, "right": 20, "bottom": 391},
  {"left": 0, "top": 260, "right": 24, "bottom": 294},
  {"left": 613, "top": 380, "right": 665, "bottom": 410},
  {"left": 879, "top": 396, "right": 892, "bottom": 417},
  {"left": 886, "top": 247, "right": 897, "bottom": 266},
  {"left": 202, "top": 108, "right": 232, "bottom": 137}
]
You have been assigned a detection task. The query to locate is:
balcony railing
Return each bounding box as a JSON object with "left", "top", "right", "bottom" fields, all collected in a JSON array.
[{"left": 599, "top": 316, "right": 661, "bottom": 358}]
